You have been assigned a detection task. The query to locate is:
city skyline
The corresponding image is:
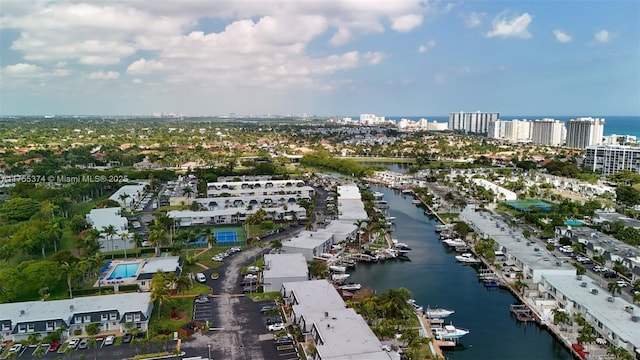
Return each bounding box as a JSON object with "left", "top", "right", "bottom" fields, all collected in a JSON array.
[{"left": 1, "top": 0, "right": 639, "bottom": 116}]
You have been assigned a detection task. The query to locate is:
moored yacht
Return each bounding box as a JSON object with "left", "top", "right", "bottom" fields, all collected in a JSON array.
[
  {"left": 455, "top": 253, "right": 481, "bottom": 264},
  {"left": 433, "top": 324, "right": 469, "bottom": 340},
  {"left": 425, "top": 307, "right": 455, "bottom": 319},
  {"left": 331, "top": 273, "right": 350, "bottom": 282},
  {"left": 329, "top": 265, "right": 346, "bottom": 273},
  {"left": 407, "top": 299, "right": 424, "bottom": 313},
  {"left": 340, "top": 283, "right": 362, "bottom": 291},
  {"left": 443, "top": 238, "right": 466, "bottom": 247}
]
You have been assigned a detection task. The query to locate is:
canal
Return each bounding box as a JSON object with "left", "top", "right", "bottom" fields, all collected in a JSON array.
[{"left": 346, "top": 181, "right": 572, "bottom": 359}]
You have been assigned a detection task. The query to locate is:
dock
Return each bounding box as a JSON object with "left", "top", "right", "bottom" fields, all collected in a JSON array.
[
  {"left": 416, "top": 312, "right": 444, "bottom": 359},
  {"left": 510, "top": 304, "right": 537, "bottom": 323}
]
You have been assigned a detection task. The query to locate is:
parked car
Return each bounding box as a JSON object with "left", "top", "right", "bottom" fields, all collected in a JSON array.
[
  {"left": 9, "top": 344, "right": 24, "bottom": 354},
  {"left": 274, "top": 336, "right": 294, "bottom": 346},
  {"left": 103, "top": 335, "right": 115, "bottom": 346},
  {"left": 266, "top": 317, "right": 283, "bottom": 325},
  {"left": 196, "top": 272, "right": 207, "bottom": 283},
  {"left": 195, "top": 294, "right": 210, "bottom": 304},
  {"left": 122, "top": 333, "right": 133, "bottom": 343},
  {"left": 48, "top": 340, "right": 60, "bottom": 352},
  {"left": 268, "top": 323, "right": 285, "bottom": 331},
  {"left": 78, "top": 338, "right": 89, "bottom": 349},
  {"left": 68, "top": 338, "right": 80, "bottom": 349},
  {"left": 260, "top": 305, "right": 278, "bottom": 313},
  {"left": 617, "top": 280, "right": 629, "bottom": 287},
  {"left": 603, "top": 272, "right": 618, "bottom": 279}
]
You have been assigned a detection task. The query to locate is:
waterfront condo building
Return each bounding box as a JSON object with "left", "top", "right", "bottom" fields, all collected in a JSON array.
[
  {"left": 359, "top": 113, "right": 386, "bottom": 125},
  {"left": 488, "top": 119, "right": 532, "bottom": 142},
  {"left": 448, "top": 111, "right": 499, "bottom": 134},
  {"left": 583, "top": 145, "right": 640, "bottom": 175},
  {"left": 531, "top": 119, "right": 565, "bottom": 146},
  {"left": 565, "top": 117, "right": 605, "bottom": 149}
]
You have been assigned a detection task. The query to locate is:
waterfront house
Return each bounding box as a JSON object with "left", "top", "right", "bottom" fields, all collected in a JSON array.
[
  {"left": 280, "top": 230, "right": 335, "bottom": 261},
  {"left": 0, "top": 293, "right": 153, "bottom": 342}
]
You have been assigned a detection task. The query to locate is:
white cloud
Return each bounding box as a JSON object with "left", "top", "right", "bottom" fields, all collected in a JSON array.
[
  {"left": 418, "top": 40, "right": 436, "bottom": 53},
  {"left": 127, "top": 58, "right": 165, "bottom": 75},
  {"left": 3, "top": 63, "right": 42, "bottom": 76},
  {"left": 464, "top": 12, "right": 484, "bottom": 28},
  {"left": 391, "top": 14, "right": 423, "bottom": 32},
  {"left": 132, "top": 78, "right": 143, "bottom": 84},
  {"left": 88, "top": 71, "right": 120, "bottom": 80},
  {"left": 594, "top": 30, "right": 610, "bottom": 43},
  {"left": 553, "top": 29, "right": 572, "bottom": 43},
  {"left": 486, "top": 12, "right": 532, "bottom": 39}
]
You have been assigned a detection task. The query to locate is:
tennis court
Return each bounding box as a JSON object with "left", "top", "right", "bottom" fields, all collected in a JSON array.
[
  {"left": 215, "top": 230, "right": 238, "bottom": 243},
  {"left": 503, "top": 199, "right": 556, "bottom": 213}
]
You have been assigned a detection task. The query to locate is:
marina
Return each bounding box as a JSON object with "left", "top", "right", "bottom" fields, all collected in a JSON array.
[{"left": 344, "top": 180, "right": 572, "bottom": 360}]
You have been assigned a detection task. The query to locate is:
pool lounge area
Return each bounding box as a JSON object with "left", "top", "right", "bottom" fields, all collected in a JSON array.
[{"left": 96, "top": 259, "right": 145, "bottom": 287}]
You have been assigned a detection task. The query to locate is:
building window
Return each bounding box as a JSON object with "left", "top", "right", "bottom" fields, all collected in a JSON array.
[
  {"left": 110, "top": 312, "right": 117, "bottom": 320},
  {"left": 2, "top": 323, "right": 10, "bottom": 331},
  {"left": 27, "top": 323, "right": 34, "bottom": 332},
  {"left": 133, "top": 314, "right": 141, "bottom": 321},
  {"left": 125, "top": 314, "right": 133, "bottom": 322},
  {"left": 101, "top": 314, "right": 108, "bottom": 321},
  {"left": 75, "top": 316, "right": 82, "bottom": 323},
  {"left": 141, "top": 281, "right": 146, "bottom": 286},
  {"left": 18, "top": 324, "right": 26, "bottom": 333},
  {"left": 84, "top": 315, "right": 91, "bottom": 323},
  {"left": 46, "top": 321, "right": 55, "bottom": 330}
]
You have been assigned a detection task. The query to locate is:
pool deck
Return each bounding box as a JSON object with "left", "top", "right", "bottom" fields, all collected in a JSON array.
[{"left": 95, "top": 259, "right": 146, "bottom": 288}]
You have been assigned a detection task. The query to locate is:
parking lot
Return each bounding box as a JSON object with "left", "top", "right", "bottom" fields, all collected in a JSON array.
[{"left": 193, "top": 294, "right": 215, "bottom": 325}]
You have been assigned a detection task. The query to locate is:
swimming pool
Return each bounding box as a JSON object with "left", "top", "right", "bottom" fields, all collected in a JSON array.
[
  {"left": 107, "top": 263, "right": 140, "bottom": 280},
  {"left": 565, "top": 220, "right": 584, "bottom": 226}
]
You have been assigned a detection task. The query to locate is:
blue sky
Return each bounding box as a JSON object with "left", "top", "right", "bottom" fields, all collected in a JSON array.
[{"left": 1, "top": 0, "right": 639, "bottom": 116}]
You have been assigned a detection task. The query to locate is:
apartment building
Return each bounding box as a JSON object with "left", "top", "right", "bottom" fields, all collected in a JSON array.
[
  {"left": 565, "top": 117, "right": 605, "bottom": 149},
  {"left": 531, "top": 119, "right": 565, "bottom": 146},
  {"left": 583, "top": 145, "right": 640, "bottom": 175},
  {"left": 449, "top": 111, "right": 499, "bottom": 134}
]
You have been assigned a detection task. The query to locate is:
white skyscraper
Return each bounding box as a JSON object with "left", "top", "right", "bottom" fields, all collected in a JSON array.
[
  {"left": 448, "top": 111, "right": 500, "bottom": 134},
  {"left": 531, "top": 119, "right": 565, "bottom": 146},
  {"left": 565, "top": 117, "right": 605, "bottom": 149}
]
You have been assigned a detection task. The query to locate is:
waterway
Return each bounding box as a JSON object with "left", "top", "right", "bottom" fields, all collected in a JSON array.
[{"left": 348, "top": 163, "right": 572, "bottom": 359}]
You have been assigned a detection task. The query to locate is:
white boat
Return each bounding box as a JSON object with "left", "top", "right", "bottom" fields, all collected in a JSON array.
[
  {"left": 402, "top": 189, "right": 413, "bottom": 194},
  {"left": 407, "top": 299, "right": 424, "bottom": 313},
  {"left": 373, "top": 191, "right": 385, "bottom": 199},
  {"left": 433, "top": 324, "right": 469, "bottom": 340},
  {"left": 434, "top": 224, "right": 450, "bottom": 232},
  {"left": 455, "top": 253, "right": 481, "bottom": 264},
  {"left": 385, "top": 216, "right": 396, "bottom": 223},
  {"left": 329, "top": 265, "right": 346, "bottom": 273},
  {"left": 331, "top": 273, "right": 350, "bottom": 282},
  {"left": 393, "top": 243, "right": 412, "bottom": 254},
  {"left": 340, "top": 283, "right": 362, "bottom": 291},
  {"left": 443, "top": 238, "right": 466, "bottom": 247},
  {"left": 425, "top": 307, "right": 455, "bottom": 319},
  {"left": 412, "top": 199, "right": 422, "bottom": 205}
]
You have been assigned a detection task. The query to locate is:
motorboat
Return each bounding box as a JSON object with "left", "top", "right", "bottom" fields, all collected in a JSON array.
[
  {"left": 329, "top": 265, "right": 346, "bottom": 273},
  {"left": 402, "top": 189, "right": 413, "bottom": 194},
  {"left": 412, "top": 199, "right": 422, "bottom": 205},
  {"left": 393, "top": 243, "right": 412, "bottom": 254},
  {"left": 425, "top": 307, "right": 455, "bottom": 319},
  {"left": 407, "top": 299, "right": 424, "bottom": 313},
  {"left": 331, "top": 273, "right": 350, "bottom": 282},
  {"left": 385, "top": 216, "right": 396, "bottom": 223},
  {"left": 455, "top": 253, "right": 481, "bottom": 264},
  {"left": 443, "top": 238, "right": 466, "bottom": 247},
  {"left": 340, "top": 283, "right": 362, "bottom": 291},
  {"left": 434, "top": 224, "right": 451, "bottom": 232},
  {"left": 433, "top": 324, "right": 469, "bottom": 340},
  {"left": 373, "top": 191, "right": 385, "bottom": 199}
]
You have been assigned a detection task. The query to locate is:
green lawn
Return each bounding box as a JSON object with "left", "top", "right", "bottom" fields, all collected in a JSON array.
[
  {"left": 149, "top": 297, "right": 194, "bottom": 335},
  {"left": 245, "top": 291, "right": 281, "bottom": 302}
]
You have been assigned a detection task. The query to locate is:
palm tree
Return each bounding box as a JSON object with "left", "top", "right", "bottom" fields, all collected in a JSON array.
[
  {"left": 377, "top": 288, "right": 413, "bottom": 319},
  {"left": 149, "top": 271, "right": 170, "bottom": 320},
  {"left": 148, "top": 229, "right": 165, "bottom": 257},
  {"left": 118, "top": 193, "right": 130, "bottom": 208},
  {"left": 307, "top": 260, "right": 328, "bottom": 279},
  {"left": 175, "top": 273, "right": 192, "bottom": 294},
  {"left": 551, "top": 308, "right": 570, "bottom": 325},
  {"left": 271, "top": 239, "right": 282, "bottom": 251},
  {"left": 607, "top": 281, "right": 622, "bottom": 297},
  {"left": 60, "top": 261, "right": 77, "bottom": 299},
  {"left": 182, "top": 186, "right": 193, "bottom": 199},
  {"left": 119, "top": 232, "right": 131, "bottom": 259},
  {"left": 102, "top": 225, "right": 117, "bottom": 259}
]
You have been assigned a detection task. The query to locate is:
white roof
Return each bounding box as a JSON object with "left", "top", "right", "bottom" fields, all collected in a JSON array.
[
  {"left": 139, "top": 256, "right": 181, "bottom": 275},
  {"left": 167, "top": 204, "right": 304, "bottom": 219},
  {"left": 86, "top": 207, "right": 128, "bottom": 233},
  {"left": 263, "top": 254, "right": 309, "bottom": 279},
  {"left": 324, "top": 220, "right": 358, "bottom": 242},
  {"left": 109, "top": 184, "right": 146, "bottom": 203},
  {"left": 337, "top": 184, "right": 362, "bottom": 200},
  {"left": 312, "top": 308, "right": 392, "bottom": 360},
  {"left": 0, "top": 293, "right": 152, "bottom": 324},
  {"left": 282, "top": 230, "right": 334, "bottom": 250},
  {"left": 283, "top": 280, "right": 345, "bottom": 313},
  {"left": 544, "top": 274, "right": 640, "bottom": 348}
]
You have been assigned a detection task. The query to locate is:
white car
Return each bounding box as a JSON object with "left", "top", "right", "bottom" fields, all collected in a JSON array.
[
  {"left": 103, "top": 335, "right": 115, "bottom": 346},
  {"left": 268, "top": 323, "right": 285, "bottom": 332},
  {"left": 617, "top": 280, "right": 629, "bottom": 287},
  {"left": 196, "top": 272, "right": 207, "bottom": 283},
  {"left": 68, "top": 338, "right": 80, "bottom": 349},
  {"left": 9, "top": 344, "right": 23, "bottom": 353}
]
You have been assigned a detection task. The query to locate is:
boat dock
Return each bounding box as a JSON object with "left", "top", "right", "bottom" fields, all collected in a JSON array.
[
  {"left": 416, "top": 312, "right": 444, "bottom": 359},
  {"left": 510, "top": 304, "right": 537, "bottom": 323}
]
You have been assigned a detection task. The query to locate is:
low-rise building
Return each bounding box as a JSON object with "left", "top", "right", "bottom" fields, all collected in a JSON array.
[
  {"left": 167, "top": 204, "right": 305, "bottom": 227},
  {"left": 281, "top": 230, "right": 334, "bottom": 260},
  {"left": 136, "top": 256, "right": 183, "bottom": 291},
  {"left": 262, "top": 254, "right": 309, "bottom": 292},
  {"left": 86, "top": 207, "right": 134, "bottom": 252},
  {"left": 109, "top": 184, "right": 146, "bottom": 208},
  {"left": 0, "top": 293, "right": 153, "bottom": 342},
  {"left": 206, "top": 179, "right": 314, "bottom": 198}
]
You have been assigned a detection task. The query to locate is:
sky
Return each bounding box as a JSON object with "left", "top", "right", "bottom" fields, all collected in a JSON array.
[{"left": 1, "top": 0, "right": 639, "bottom": 117}]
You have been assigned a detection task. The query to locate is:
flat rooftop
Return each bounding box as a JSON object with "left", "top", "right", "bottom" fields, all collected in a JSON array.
[
  {"left": 324, "top": 220, "right": 358, "bottom": 242},
  {"left": 167, "top": 204, "right": 304, "bottom": 218},
  {"left": 86, "top": 207, "right": 128, "bottom": 232},
  {"left": 544, "top": 274, "right": 640, "bottom": 348},
  {"left": 282, "top": 230, "right": 334, "bottom": 250},
  {"left": 337, "top": 184, "right": 362, "bottom": 200},
  {"left": 313, "top": 308, "right": 392, "bottom": 360},
  {"left": 283, "top": 280, "right": 346, "bottom": 314},
  {"left": 263, "top": 254, "right": 309, "bottom": 279},
  {"left": 460, "top": 208, "right": 576, "bottom": 272}
]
